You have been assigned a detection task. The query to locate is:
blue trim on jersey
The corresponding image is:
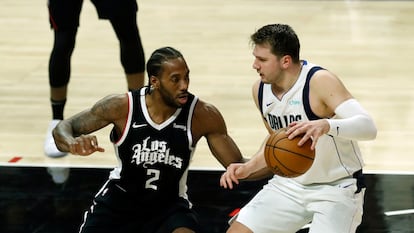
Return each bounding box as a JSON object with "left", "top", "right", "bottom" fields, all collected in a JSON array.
[
  {"left": 303, "top": 66, "right": 324, "bottom": 120},
  {"left": 258, "top": 82, "right": 265, "bottom": 119}
]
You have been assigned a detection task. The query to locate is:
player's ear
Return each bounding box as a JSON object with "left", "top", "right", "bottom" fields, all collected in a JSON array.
[
  {"left": 280, "top": 55, "right": 292, "bottom": 69},
  {"left": 150, "top": 75, "right": 159, "bottom": 87}
]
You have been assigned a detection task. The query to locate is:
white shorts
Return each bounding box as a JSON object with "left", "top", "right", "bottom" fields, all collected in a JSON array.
[{"left": 234, "top": 176, "right": 365, "bottom": 233}]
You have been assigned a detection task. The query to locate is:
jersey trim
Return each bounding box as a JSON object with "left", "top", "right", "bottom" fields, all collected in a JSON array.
[
  {"left": 116, "top": 92, "right": 134, "bottom": 146},
  {"left": 186, "top": 96, "right": 198, "bottom": 149},
  {"left": 303, "top": 66, "right": 324, "bottom": 120},
  {"left": 258, "top": 82, "right": 265, "bottom": 119}
]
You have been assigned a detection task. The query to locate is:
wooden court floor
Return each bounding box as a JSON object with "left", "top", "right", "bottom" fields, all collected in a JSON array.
[
  {"left": 0, "top": 0, "right": 414, "bottom": 173},
  {"left": 1, "top": 1, "right": 414, "bottom": 233}
]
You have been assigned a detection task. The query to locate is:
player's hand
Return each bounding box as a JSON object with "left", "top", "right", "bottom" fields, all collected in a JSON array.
[
  {"left": 220, "top": 163, "right": 244, "bottom": 189},
  {"left": 286, "top": 120, "right": 329, "bottom": 150},
  {"left": 67, "top": 134, "right": 105, "bottom": 156}
]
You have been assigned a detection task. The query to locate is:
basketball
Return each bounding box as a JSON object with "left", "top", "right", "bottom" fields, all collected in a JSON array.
[{"left": 264, "top": 128, "right": 315, "bottom": 178}]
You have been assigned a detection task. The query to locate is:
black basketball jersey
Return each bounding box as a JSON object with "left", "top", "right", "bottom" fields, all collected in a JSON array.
[{"left": 108, "top": 87, "right": 198, "bottom": 206}]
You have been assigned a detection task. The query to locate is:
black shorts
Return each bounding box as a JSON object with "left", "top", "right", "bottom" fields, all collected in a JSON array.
[
  {"left": 48, "top": 0, "right": 138, "bottom": 30},
  {"left": 91, "top": 0, "right": 138, "bottom": 19},
  {"left": 79, "top": 180, "right": 200, "bottom": 233}
]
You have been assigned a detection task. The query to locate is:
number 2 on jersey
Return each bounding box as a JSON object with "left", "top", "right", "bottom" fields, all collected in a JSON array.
[{"left": 145, "top": 169, "right": 160, "bottom": 190}]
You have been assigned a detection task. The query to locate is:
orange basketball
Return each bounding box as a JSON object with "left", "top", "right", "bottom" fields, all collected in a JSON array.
[{"left": 264, "top": 128, "right": 315, "bottom": 178}]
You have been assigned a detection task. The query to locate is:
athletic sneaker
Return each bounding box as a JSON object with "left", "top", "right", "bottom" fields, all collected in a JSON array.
[{"left": 44, "top": 120, "right": 67, "bottom": 158}]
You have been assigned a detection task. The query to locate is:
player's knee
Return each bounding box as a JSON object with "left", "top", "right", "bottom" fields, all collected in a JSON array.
[{"left": 53, "top": 29, "right": 77, "bottom": 54}]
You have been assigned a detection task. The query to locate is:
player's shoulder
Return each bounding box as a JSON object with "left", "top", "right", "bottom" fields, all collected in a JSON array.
[
  {"left": 309, "top": 67, "right": 339, "bottom": 84},
  {"left": 106, "top": 93, "right": 130, "bottom": 105},
  {"left": 192, "top": 98, "right": 225, "bottom": 129},
  {"left": 96, "top": 93, "right": 128, "bottom": 105},
  {"left": 191, "top": 98, "right": 226, "bottom": 139},
  {"left": 93, "top": 93, "right": 129, "bottom": 115},
  {"left": 194, "top": 98, "right": 220, "bottom": 116}
]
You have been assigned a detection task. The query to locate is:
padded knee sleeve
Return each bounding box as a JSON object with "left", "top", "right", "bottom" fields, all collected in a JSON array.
[
  {"left": 110, "top": 15, "right": 145, "bottom": 74},
  {"left": 120, "top": 37, "right": 145, "bottom": 74},
  {"left": 49, "top": 29, "right": 77, "bottom": 87}
]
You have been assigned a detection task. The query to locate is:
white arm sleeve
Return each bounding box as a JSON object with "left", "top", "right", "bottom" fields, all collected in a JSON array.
[{"left": 326, "top": 99, "right": 377, "bottom": 140}]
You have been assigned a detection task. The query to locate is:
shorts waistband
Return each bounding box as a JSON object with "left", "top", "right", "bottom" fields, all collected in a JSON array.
[{"left": 353, "top": 169, "right": 365, "bottom": 193}]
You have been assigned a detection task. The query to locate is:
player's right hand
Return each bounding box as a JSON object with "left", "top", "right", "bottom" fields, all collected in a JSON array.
[{"left": 220, "top": 163, "right": 246, "bottom": 189}]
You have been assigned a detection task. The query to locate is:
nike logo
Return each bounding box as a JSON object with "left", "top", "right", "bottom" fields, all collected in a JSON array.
[
  {"left": 132, "top": 122, "right": 147, "bottom": 128},
  {"left": 266, "top": 102, "right": 274, "bottom": 107}
]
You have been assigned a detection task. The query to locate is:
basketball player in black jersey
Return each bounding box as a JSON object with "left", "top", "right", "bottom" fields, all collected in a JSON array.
[{"left": 53, "top": 47, "right": 245, "bottom": 233}]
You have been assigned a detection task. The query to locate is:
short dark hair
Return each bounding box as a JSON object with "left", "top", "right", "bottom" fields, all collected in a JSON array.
[
  {"left": 250, "top": 24, "right": 300, "bottom": 63},
  {"left": 146, "top": 46, "right": 185, "bottom": 78}
]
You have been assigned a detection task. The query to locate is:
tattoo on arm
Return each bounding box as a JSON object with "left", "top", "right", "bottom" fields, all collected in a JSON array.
[{"left": 71, "top": 94, "right": 123, "bottom": 135}]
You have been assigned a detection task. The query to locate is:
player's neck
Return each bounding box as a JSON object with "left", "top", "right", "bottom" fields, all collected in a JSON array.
[
  {"left": 146, "top": 94, "right": 177, "bottom": 124},
  {"left": 272, "top": 63, "right": 303, "bottom": 98}
]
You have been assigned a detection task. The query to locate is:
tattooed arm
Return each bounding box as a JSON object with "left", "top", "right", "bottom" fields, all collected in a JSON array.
[{"left": 53, "top": 93, "right": 129, "bottom": 156}]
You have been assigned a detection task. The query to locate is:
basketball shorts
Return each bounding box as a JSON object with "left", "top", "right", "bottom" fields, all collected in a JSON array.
[
  {"left": 48, "top": 0, "right": 83, "bottom": 30},
  {"left": 90, "top": 0, "right": 137, "bottom": 19},
  {"left": 79, "top": 180, "right": 200, "bottom": 233},
  {"left": 48, "top": 0, "right": 138, "bottom": 30},
  {"left": 234, "top": 176, "right": 365, "bottom": 233}
]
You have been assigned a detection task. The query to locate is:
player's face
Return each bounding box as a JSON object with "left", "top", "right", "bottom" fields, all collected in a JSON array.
[
  {"left": 158, "top": 58, "right": 190, "bottom": 108},
  {"left": 252, "top": 44, "right": 283, "bottom": 84}
]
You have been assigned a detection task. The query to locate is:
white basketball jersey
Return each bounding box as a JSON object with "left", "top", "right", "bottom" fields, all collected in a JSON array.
[{"left": 259, "top": 60, "right": 364, "bottom": 184}]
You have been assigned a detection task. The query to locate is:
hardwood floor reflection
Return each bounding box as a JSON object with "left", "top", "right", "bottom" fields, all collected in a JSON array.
[{"left": 1, "top": 167, "right": 413, "bottom": 233}]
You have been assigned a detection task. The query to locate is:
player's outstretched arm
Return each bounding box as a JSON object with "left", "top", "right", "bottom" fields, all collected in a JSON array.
[
  {"left": 219, "top": 152, "right": 271, "bottom": 189},
  {"left": 192, "top": 100, "right": 245, "bottom": 167},
  {"left": 220, "top": 139, "right": 272, "bottom": 189},
  {"left": 53, "top": 94, "right": 128, "bottom": 156}
]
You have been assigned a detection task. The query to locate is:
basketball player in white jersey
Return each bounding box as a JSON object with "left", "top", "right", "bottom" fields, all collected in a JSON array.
[
  {"left": 53, "top": 47, "right": 247, "bottom": 233},
  {"left": 220, "top": 24, "right": 377, "bottom": 233}
]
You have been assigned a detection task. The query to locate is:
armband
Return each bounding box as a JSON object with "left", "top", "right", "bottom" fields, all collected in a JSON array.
[{"left": 326, "top": 99, "right": 377, "bottom": 140}]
